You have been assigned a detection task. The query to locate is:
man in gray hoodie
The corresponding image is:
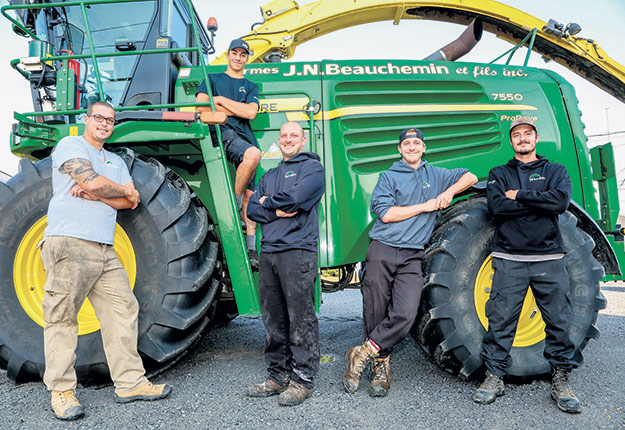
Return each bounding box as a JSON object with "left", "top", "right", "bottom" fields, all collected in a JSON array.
[{"left": 343, "top": 127, "right": 477, "bottom": 397}]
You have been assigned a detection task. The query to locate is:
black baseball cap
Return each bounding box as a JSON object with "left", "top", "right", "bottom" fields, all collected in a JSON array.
[
  {"left": 399, "top": 127, "right": 425, "bottom": 144},
  {"left": 510, "top": 117, "right": 537, "bottom": 135},
  {"left": 229, "top": 38, "right": 250, "bottom": 54}
]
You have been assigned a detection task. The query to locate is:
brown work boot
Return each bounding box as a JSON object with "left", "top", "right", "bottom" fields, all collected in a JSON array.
[
  {"left": 369, "top": 355, "right": 391, "bottom": 397},
  {"left": 343, "top": 341, "right": 379, "bottom": 393},
  {"left": 246, "top": 379, "right": 289, "bottom": 397},
  {"left": 473, "top": 371, "right": 505, "bottom": 405},
  {"left": 114, "top": 381, "right": 172, "bottom": 404},
  {"left": 278, "top": 381, "right": 312, "bottom": 406},
  {"left": 551, "top": 368, "right": 582, "bottom": 414},
  {"left": 51, "top": 390, "right": 84, "bottom": 420}
]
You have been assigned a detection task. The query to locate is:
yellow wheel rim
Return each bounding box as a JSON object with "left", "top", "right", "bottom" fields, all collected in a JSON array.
[
  {"left": 474, "top": 255, "right": 546, "bottom": 347},
  {"left": 13, "top": 216, "right": 137, "bottom": 336}
]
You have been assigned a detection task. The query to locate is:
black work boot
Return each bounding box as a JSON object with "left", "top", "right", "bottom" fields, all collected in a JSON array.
[
  {"left": 369, "top": 355, "right": 390, "bottom": 397},
  {"left": 343, "top": 341, "right": 379, "bottom": 393},
  {"left": 473, "top": 371, "right": 505, "bottom": 405},
  {"left": 551, "top": 368, "right": 582, "bottom": 414}
]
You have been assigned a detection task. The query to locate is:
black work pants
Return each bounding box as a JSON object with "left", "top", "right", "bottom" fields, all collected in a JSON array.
[
  {"left": 259, "top": 249, "right": 320, "bottom": 388},
  {"left": 480, "top": 258, "right": 578, "bottom": 377},
  {"left": 362, "top": 240, "right": 424, "bottom": 358}
]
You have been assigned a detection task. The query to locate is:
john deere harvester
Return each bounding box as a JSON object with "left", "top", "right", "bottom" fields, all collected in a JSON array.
[{"left": 0, "top": 0, "right": 622, "bottom": 385}]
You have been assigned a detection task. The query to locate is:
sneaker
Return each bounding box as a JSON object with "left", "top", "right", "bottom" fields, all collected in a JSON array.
[
  {"left": 551, "top": 368, "right": 582, "bottom": 414},
  {"left": 114, "top": 381, "right": 172, "bottom": 404},
  {"left": 51, "top": 390, "right": 84, "bottom": 421},
  {"left": 473, "top": 371, "right": 505, "bottom": 405},
  {"left": 278, "top": 381, "right": 312, "bottom": 406},
  {"left": 246, "top": 379, "right": 288, "bottom": 397},
  {"left": 248, "top": 250, "right": 259, "bottom": 271},
  {"left": 369, "top": 355, "right": 391, "bottom": 397},
  {"left": 343, "top": 341, "right": 379, "bottom": 393}
]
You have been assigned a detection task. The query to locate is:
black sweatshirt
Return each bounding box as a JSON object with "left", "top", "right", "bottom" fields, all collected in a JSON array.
[
  {"left": 487, "top": 155, "right": 572, "bottom": 255},
  {"left": 247, "top": 152, "right": 325, "bottom": 253}
]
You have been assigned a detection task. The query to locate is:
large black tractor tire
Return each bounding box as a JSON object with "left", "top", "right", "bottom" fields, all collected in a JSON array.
[
  {"left": 0, "top": 150, "right": 223, "bottom": 385},
  {"left": 412, "top": 197, "right": 606, "bottom": 382}
]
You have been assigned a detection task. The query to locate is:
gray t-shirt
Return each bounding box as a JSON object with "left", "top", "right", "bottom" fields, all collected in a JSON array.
[{"left": 44, "top": 136, "right": 132, "bottom": 245}]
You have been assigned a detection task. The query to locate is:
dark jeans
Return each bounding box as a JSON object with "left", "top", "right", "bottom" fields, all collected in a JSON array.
[
  {"left": 480, "top": 258, "right": 578, "bottom": 377},
  {"left": 362, "top": 240, "right": 425, "bottom": 357},
  {"left": 259, "top": 249, "right": 320, "bottom": 388}
]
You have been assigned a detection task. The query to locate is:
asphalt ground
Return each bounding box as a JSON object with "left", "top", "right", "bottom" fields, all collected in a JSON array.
[{"left": 0, "top": 283, "right": 623, "bottom": 429}]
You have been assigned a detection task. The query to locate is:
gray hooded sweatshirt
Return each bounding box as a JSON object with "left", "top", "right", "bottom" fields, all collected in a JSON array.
[{"left": 369, "top": 159, "right": 468, "bottom": 249}]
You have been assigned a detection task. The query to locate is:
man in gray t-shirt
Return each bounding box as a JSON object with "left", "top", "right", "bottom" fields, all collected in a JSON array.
[{"left": 41, "top": 101, "right": 171, "bottom": 421}]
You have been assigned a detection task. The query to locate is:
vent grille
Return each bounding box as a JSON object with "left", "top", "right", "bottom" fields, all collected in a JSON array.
[{"left": 330, "top": 79, "right": 506, "bottom": 174}]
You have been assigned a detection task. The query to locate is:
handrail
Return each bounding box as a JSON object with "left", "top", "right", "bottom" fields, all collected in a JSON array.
[
  {"left": 13, "top": 46, "right": 205, "bottom": 63},
  {"left": 15, "top": 102, "right": 215, "bottom": 118}
]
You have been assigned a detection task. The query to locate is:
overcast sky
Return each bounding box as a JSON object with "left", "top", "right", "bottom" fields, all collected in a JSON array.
[{"left": 0, "top": 0, "right": 623, "bottom": 209}]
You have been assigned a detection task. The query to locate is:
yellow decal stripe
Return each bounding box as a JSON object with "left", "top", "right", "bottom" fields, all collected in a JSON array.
[{"left": 286, "top": 104, "right": 537, "bottom": 122}]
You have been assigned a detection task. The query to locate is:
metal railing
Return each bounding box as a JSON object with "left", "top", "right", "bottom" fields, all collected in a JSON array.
[{"left": 1, "top": 0, "right": 215, "bottom": 116}]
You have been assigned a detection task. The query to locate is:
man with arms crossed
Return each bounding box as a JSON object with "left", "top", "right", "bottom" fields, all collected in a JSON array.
[
  {"left": 196, "top": 38, "right": 261, "bottom": 266},
  {"left": 343, "top": 127, "right": 477, "bottom": 397},
  {"left": 473, "top": 117, "right": 581, "bottom": 414},
  {"left": 246, "top": 122, "right": 325, "bottom": 406},
  {"left": 41, "top": 101, "right": 171, "bottom": 420}
]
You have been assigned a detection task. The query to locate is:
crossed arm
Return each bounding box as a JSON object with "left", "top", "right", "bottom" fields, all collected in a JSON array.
[
  {"left": 380, "top": 172, "right": 478, "bottom": 223},
  {"left": 195, "top": 92, "right": 258, "bottom": 120},
  {"left": 61, "top": 158, "right": 140, "bottom": 210},
  {"left": 487, "top": 166, "right": 571, "bottom": 217}
]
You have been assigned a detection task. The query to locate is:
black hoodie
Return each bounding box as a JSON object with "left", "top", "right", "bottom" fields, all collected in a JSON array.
[
  {"left": 247, "top": 152, "right": 325, "bottom": 253},
  {"left": 487, "top": 155, "right": 571, "bottom": 255}
]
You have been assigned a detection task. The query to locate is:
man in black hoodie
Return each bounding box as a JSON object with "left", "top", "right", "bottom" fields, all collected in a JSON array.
[
  {"left": 473, "top": 117, "right": 581, "bottom": 414},
  {"left": 245, "top": 121, "right": 325, "bottom": 406}
]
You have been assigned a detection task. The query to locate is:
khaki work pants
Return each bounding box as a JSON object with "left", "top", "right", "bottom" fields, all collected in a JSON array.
[{"left": 41, "top": 236, "right": 148, "bottom": 394}]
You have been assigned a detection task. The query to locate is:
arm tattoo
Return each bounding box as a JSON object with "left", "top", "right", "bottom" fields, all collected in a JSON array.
[
  {"left": 60, "top": 158, "right": 127, "bottom": 198},
  {"left": 60, "top": 158, "right": 100, "bottom": 183},
  {"left": 95, "top": 184, "right": 127, "bottom": 198}
]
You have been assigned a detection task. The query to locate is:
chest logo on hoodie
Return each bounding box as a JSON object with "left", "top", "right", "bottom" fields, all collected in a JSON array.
[
  {"left": 422, "top": 180, "right": 431, "bottom": 189},
  {"left": 529, "top": 173, "right": 545, "bottom": 181},
  {"left": 285, "top": 171, "right": 296, "bottom": 178}
]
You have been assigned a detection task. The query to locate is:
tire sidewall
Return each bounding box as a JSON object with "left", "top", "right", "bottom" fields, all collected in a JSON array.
[
  {"left": 423, "top": 199, "right": 601, "bottom": 380},
  {"left": 0, "top": 160, "right": 108, "bottom": 377}
]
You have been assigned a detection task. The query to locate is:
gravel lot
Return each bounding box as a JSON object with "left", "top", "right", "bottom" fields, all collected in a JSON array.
[{"left": 0, "top": 283, "right": 623, "bottom": 429}]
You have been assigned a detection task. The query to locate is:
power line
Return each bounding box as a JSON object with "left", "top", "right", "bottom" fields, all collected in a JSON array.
[{"left": 587, "top": 130, "right": 625, "bottom": 138}]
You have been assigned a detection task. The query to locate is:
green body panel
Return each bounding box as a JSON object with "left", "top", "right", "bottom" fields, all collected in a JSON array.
[
  {"left": 590, "top": 143, "right": 620, "bottom": 230},
  {"left": 197, "top": 134, "right": 260, "bottom": 315}
]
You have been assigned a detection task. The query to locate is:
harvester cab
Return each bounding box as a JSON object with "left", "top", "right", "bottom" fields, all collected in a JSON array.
[{"left": 9, "top": 0, "right": 213, "bottom": 119}]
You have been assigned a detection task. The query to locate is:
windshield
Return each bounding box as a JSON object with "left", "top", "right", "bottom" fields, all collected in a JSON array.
[{"left": 51, "top": 1, "right": 157, "bottom": 108}]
